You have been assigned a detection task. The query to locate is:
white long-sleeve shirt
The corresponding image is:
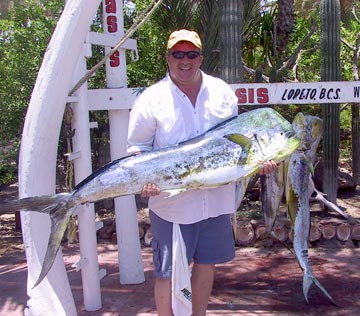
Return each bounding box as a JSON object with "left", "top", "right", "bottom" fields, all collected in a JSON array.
[{"left": 127, "top": 72, "right": 238, "bottom": 224}]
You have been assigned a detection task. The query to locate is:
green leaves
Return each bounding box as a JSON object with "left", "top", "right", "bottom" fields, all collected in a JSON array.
[{"left": 0, "top": 0, "right": 64, "bottom": 145}]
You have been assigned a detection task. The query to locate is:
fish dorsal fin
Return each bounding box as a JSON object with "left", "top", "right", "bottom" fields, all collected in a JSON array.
[
  {"left": 74, "top": 153, "right": 139, "bottom": 191},
  {"left": 223, "top": 133, "right": 252, "bottom": 151}
]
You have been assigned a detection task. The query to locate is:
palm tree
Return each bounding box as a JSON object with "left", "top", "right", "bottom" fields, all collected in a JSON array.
[
  {"left": 218, "top": 0, "right": 243, "bottom": 83},
  {"left": 276, "top": 0, "right": 295, "bottom": 56}
]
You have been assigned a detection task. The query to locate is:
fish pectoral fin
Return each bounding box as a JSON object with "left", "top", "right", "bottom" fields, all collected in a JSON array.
[
  {"left": 223, "top": 133, "right": 252, "bottom": 151},
  {"left": 163, "top": 189, "right": 188, "bottom": 198}
]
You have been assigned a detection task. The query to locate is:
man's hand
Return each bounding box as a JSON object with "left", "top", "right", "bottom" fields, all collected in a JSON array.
[
  {"left": 141, "top": 183, "right": 161, "bottom": 198},
  {"left": 259, "top": 160, "right": 278, "bottom": 175}
]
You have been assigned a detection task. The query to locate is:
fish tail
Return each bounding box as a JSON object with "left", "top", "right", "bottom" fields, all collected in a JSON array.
[
  {"left": 30, "top": 194, "right": 77, "bottom": 288},
  {"left": 0, "top": 193, "right": 77, "bottom": 288},
  {"left": 303, "top": 272, "right": 337, "bottom": 305},
  {"left": 302, "top": 272, "right": 313, "bottom": 303},
  {"left": 0, "top": 193, "right": 71, "bottom": 215}
]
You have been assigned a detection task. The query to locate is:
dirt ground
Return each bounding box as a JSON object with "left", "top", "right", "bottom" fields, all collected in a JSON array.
[{"left": 0, "top": 185, "right": 360, "bottom": 316}]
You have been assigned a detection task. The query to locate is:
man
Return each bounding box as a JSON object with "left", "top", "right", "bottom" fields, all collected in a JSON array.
[{"left": 127, "top": 29, "right": 276, "bottom": 316}]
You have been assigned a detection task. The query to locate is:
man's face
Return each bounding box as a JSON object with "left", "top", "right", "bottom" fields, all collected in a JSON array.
[{"left": 166, "top": 41, "right": 203, "bottom": 87}]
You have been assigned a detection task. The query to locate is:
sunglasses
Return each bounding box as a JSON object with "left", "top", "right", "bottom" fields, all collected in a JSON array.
[{"left": 169, "top": 51, "right": 202, "bottom": 59}]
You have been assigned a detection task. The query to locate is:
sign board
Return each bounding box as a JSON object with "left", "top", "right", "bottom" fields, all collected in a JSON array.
[
  {"left": 231, "top": 81, "right": 360, "bottom": 105},
  {"left": 88, "top": 81, "right": 360, "bottom": 111}
]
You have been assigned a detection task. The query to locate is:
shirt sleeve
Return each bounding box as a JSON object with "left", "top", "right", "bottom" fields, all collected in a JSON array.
[{"left": 127, "top": 91, "right": 157, "bottom": 154}]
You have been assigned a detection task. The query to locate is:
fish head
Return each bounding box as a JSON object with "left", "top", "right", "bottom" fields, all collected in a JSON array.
[
  {"left": 304, "top": 115, "right": 323, "bottom": 163},
  {"left": 292, "top": 112, "right": 308, "bottom": 150},
  {"left": 305, "top": 115, "right": 323, "bottom": 140},
  {"left": 243, "top": 110, "right": 301, "bottom": 165},
  {"left": 207, "top": 108, "right": 301, "bottom": 168}
]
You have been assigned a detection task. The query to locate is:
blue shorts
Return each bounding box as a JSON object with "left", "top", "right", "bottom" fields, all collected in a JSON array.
[{"left": 149, "top": 211, "right": 235, "bottom": 279}]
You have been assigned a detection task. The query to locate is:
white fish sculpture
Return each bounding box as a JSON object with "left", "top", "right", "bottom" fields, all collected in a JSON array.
[{"left": 0, "top": 107, "right": 300, "bottom": 287}]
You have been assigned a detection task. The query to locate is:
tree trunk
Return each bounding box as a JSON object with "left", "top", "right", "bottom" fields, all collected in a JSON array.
[
  {"left": 352, "top": 103, "right": 360, "bottom": 185},
  {"left": 351, "top": 24, "right": 360, "bottom": 185},
  {"left": 276, "top": 0, "right": 295, "bottom": 54},
  {"left": 219, "top": 0, "right": 243, "bottom": 83},
  {"left": 320, "top": 0, "right": 341, "bottom": 203}
]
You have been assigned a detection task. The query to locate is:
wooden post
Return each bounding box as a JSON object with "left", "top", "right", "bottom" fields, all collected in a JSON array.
[{"left": 102, "top": 0, "right": 145, "bottom": 285}]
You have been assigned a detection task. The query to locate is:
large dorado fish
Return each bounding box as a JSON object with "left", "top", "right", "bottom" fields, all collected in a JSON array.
[
  {"left": 0, "top": 108, "right": 300, "bottom": 287},
  {"left": 286, "top": 113, "right": 336, "bottom": 305}
]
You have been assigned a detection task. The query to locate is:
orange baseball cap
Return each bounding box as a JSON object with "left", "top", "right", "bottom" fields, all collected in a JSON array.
[{"left": 167, "top": 29, "right": 202, "bottom": 50}]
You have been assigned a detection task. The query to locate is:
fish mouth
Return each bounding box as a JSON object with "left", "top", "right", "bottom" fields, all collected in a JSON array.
[{"left": 285, "top": 130, "right": 295, "bottom": 138}]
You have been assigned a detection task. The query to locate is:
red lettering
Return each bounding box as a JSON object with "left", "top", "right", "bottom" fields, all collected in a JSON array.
[
  {"left": 107, "top": 16, "right": 117, "bottom": 33},
  {"left": 235, "top": 88, "right": 247, "bottom": 104},
  {"left": 248, "top": 88, "right": 254, "bottom": 103},
  {"left": 110, "top": 50, "right": 120, "bottom": 67},
  {"left": 105, "top": 0, "right": 116, "bottom": 14},
  {"left": 235, "top": 87, "right": 269, "bottom": 104},
  {"left": 257, "top": 88, "right": 269, "bottom": 103}
]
